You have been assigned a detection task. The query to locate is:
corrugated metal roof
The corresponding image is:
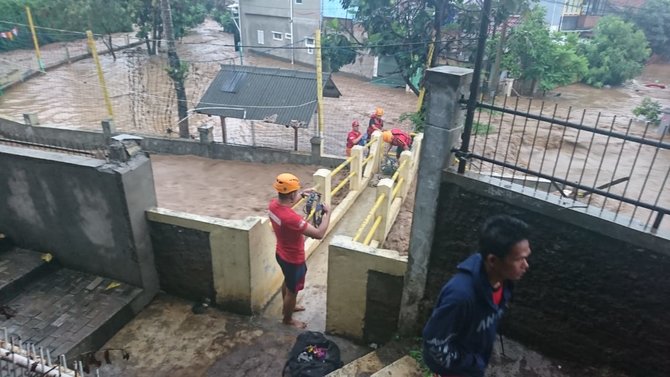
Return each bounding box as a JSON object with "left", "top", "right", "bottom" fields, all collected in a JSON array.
[{"left": 195, "top": 65, "right": 341, "bottom": 128}]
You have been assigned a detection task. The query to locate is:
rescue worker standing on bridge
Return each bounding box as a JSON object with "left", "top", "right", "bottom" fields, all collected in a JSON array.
[
  {"left": 268, "top": 173, "right": 330, "bottom": 329},
  {"left": 423, "top": 215, "right": 531, "bottom": 377},
  {"left": 346, "top": 120, "right": 363, "bottom": 157},
  {"left": 367, "top": 107, "right": 385, "bottom": 140}
]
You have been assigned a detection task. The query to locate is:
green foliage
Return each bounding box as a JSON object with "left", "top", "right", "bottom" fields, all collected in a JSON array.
[
  {"left": 502, "top": 7, "right": 587, "bottom": 92},
  {"left": 580, "top": 16, "right": 650, "bottom": 87},
  {"left": 633, "top": 97, "right": 662, "bottom": 125},
  {"left": 399, "top": 111, "right": 426, "bottom": 132},
  {"left": 321, "top": 31, "right": 357, "bottom": 72},
  {"left": 473, "top": 121, "right": 494, "bottom": 135},
  {"left": 632, "top": 0, "right": 670, "bottom": 59},
  {"left": 0, "top": 0, "right": 132, "bottom": 52}
]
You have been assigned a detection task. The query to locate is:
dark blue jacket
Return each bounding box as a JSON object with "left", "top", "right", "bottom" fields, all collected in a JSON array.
[{"left": 422, "top": 254, "right": 512, "bottom": 377}]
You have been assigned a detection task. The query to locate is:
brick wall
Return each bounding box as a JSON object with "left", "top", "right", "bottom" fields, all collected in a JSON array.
[
  {"left": 148, "top": 222, "right": 214, "bottom": 302},
  {"left": 421, "top": 172, "right": 670, "bottom": 377}
]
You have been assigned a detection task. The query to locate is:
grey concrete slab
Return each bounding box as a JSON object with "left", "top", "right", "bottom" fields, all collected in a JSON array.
[
  {"left": 2, "top": 268, "right": 141, "bottom": 360},
  {"left": 0, "top": 247, "right": 50, "bottom": 302}
]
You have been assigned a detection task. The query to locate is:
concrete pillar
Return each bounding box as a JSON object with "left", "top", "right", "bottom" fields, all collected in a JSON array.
[
  {"left": 198, "top": 124, "right": 213, "bottom": 144},
  {"left": 310, "top": 136, "right": 322, "bottom": 165},
  {"left": 101, "top": 119, "right": 115, "bottom": 143},
  {"left": 313, "top": 168, "right": 331, "bottom": 208},
  {"left": 370, "top": 130, "right": 383, "bottom": 175},
  {"left": 220, "top": 116, "right": 227, "bottom": 144},
  {"left": 350, "top": 145, "right": 364, "bottom": 191},
  {"left": 23, "top": 113, "right": 39, "bottom": 126},
  {"left": 375, "top": 178, "right": 393, "bottom": 244},
  {"left": 398, "top": 151, "right": 412, "bottom": 199},
  {"left": 398, "top": 66, "right": 473, "bottom": 335}
]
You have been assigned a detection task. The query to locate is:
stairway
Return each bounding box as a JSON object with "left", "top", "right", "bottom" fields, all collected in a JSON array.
[
  {"left": 0, "top": 246, "right": 143, "bottom": 363},
  {"left": 326, "top": 341, "right": 423, "bottom": 377}
]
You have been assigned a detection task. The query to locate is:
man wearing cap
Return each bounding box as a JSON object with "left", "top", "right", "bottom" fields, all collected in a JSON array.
[
  {"left": 346, "top": 120, "right": 363, "bottom": 157},
  {"left": 367, "top": 107, "right": 385, "bottom": 140},
  {"left": 269, "top": 173, "right": 331, "bottom": 328}
]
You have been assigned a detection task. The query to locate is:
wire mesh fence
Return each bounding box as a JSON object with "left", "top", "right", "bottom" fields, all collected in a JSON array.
[
  {"left": 459, "top": 96, "right": 670, "bottom": 233},
  {"left": 0, "top": 18, "right": 421, "bottom": 158}
]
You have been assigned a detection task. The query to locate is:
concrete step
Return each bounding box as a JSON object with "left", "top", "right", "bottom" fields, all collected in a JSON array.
[
  {"left": 370, "top": 355, "right": 422, "bottom": 377},
  {"left": 1, "top": 268, "right": 142, "bottom": 361},
  {"left": 0, "top": 247, "right": 54, "bottom": 303},
  {"left": 326, "top": 349, "right": 388, "bottom": 377}
]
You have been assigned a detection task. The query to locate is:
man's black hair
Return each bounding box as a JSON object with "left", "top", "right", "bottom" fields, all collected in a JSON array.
[{"left": 478, "top": 215, "right": 529, "bottom": 259}]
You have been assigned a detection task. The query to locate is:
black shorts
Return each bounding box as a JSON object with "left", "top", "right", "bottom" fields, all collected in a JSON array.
[{"left": 276, "top": 254, "right": 307, "bottom": 293}]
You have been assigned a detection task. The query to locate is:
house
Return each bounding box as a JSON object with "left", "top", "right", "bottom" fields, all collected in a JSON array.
[
  {"left": 559, "top": 0, "right": 645, "bottom": 32},
  {"left": 238, "top": 0, "right": 378, "bottom": 79},
  {"left": 239, "top": 0, "right": 322, "bottom": 66}
]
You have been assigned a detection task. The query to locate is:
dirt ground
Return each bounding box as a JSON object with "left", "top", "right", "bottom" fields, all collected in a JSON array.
[
  {"left": 384, "top": 182, "right": 416, "bottom": 255},
  {"left": 150, "top": 154, "right": 319, "bottom": 219}
]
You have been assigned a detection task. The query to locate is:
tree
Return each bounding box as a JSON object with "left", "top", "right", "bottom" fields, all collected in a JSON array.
[
  {"left": 632, "top": 0, "right": 670, "bottom": 60},
  {"left": 160, "top": 0, "right": 189, "bottom": 138},
  {"left": 129, "top": 0, "right": 207, "bottom": 55},
  {"left": 321, "top": 20, "right": 357, "bottom": 72},
  {"left": 501, "top": 7, "right": 587, "bottom": 94},
  {"left": 580, "top": 16, "right": 650, "bottom": 87}
]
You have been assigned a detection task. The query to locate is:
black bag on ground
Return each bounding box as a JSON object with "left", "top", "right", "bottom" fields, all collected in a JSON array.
[{"left": 283, "top": 331, "right": 343, "bottom": 377}]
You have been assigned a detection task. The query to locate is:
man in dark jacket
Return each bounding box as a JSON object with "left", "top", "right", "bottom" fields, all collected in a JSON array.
[{"left": 423, "top": 215, "right": 531, "bottom": 377}]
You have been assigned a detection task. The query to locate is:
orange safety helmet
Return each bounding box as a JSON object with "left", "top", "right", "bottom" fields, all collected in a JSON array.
[
  {"left": 382, "top": 130, "right": 393, "bottom": 143},
  {"left": 273, "top": 173, "right": 301, "bottom": 193},
  {"left": 375, "top": 107, "right": 384, "bottom": 117}
]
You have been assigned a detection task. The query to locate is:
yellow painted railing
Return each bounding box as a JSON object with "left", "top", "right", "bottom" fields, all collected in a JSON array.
[
  {"left": 391, "top": 159, "right": 408, "bottom": 182},
  {"left": 331, "top": 155, "right": 354, "bottom": 177},
  {"left": 353, "top": 193, "right": 386, "bottom": 242},
  {"left": 352, "top": 132, "right": 424, "bottom": 247},
  {"left": 363, "top": 216, "right": 383, "bottom": 245},
  {"left": 331, "top": 171, "right": 356, "bottom": 198},
  {"left": 392, "top": 177, "right": 405, "bottom": 199}
]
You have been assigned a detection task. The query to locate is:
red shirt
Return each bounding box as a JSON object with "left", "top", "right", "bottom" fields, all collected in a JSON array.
[
  {"left": 347, "top": 130, "right": 362, "bottom": 148},
  {"left": 389, "top": 129, "right": 411, "bottom": 149},
  {"left": 268, "top": 199, "right": 308, "bottom": 264}
]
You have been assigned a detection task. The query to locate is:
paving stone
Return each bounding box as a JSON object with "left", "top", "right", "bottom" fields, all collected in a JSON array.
[
  {"left": 0, "top": 248, "right": 50, "bottom": 302},
  {"left": 1, "top": 267, "right": 142, "bottom": 358}
]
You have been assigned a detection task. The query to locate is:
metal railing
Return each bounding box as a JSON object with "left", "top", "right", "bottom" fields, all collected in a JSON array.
[
  {"left": 457, "top": 96, "right": 670, "bottom": 232},
  {"left": 0, "top": 135, "right": 107, "bottom": 159}
]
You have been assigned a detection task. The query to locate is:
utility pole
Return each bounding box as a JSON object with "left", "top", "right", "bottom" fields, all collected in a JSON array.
[
  {"left": 487, "top": 21, "right": 507, "bottom": 99},
  {"left": 160, "top": 0, "right": 190, "bottom": 138}
]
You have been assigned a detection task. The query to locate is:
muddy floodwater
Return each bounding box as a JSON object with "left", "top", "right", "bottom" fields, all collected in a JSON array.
[{"left": 0, "top": 19, "right": 668, "bottom": 233}]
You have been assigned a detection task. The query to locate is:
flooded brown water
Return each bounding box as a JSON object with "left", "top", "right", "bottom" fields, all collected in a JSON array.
[{"left": 0, "top": 19, "right": 668, "bottom": 233}]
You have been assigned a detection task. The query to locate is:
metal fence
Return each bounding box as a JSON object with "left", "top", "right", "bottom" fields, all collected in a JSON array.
[
  {"left": 456, "top": 96, "right": 670, "bottom": 233},
  {"left": 0, "top": 135, "right": 107, "bottom": 159}
]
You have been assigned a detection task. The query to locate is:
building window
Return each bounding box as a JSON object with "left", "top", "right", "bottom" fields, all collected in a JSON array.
[
  {"left": 272, "top": 32, "right": 283, "bottom": 41},
  {"left": 257, "top": 30, "right": 264, "bottom": 45},
  {"left": 295, "top": 0, "right": 303, "bottom": 4},
  {"left": 285, "top": 33, "right": 292, "bottom": 40},
  {"left": 305, "top": 37, "right": 315, "bottom": 54}
]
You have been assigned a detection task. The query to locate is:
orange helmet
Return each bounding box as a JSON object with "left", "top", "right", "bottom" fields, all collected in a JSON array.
[
  {"left": 375, "top": 107, "right": 384, "bottom": 117},
  {"left": 382, "top": 130, "right": 393, "bottom": 143},
  {"left": 352, "top": 120, "right": 360, "bottom": 127},
  {"left": 273, "top": 173, "right": 301, "bottom": 193}
]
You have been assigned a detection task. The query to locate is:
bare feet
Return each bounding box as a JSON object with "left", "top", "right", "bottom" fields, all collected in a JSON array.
[
  {"left": 293, "top": 305, "right": 306, "bottom": 312},
  {"left": 283, "top": 319, "right": 307, "bottom": 329}
]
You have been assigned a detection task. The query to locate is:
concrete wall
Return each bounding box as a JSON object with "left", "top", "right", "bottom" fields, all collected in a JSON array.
[
  {"left": 0, "top": 118, "right": 345, "bottom": 168},
  {"left": 327, "top": 236, "right": 407, "bottom": 343},
  {"left": 240, "top": 0, "right": 320, "bottom": 66},
  {"left": 422, "top": 171, "right": 670, "bottom": 377},
  {"left": 0, "top": 145, "right": 159, "bottom": 305},
  {"left": 146, "top": 208, "right": 264, "bottom": 314}
]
